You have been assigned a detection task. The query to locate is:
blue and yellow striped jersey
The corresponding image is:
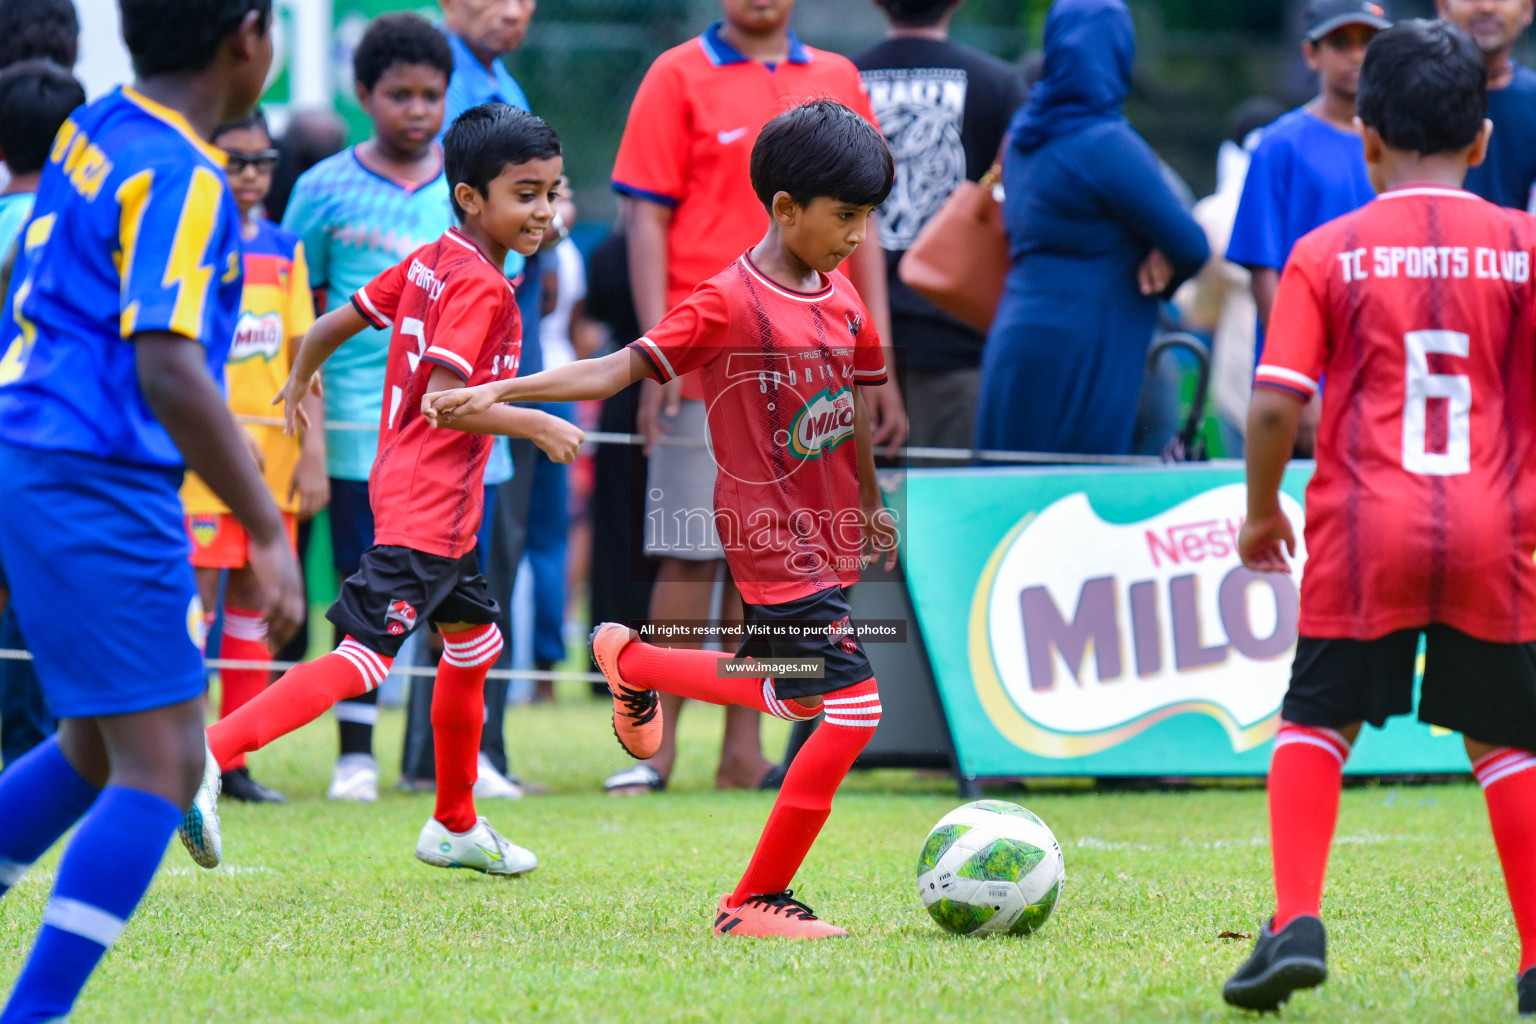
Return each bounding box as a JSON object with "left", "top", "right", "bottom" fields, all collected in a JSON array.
[{"left": 0, "top": 86, "right": 243, "bottom": 468}]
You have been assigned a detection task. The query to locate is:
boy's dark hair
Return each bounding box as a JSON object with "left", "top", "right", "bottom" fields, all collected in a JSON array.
[
  {"left": 353, "top": 12, "right": 453, "bottom": 93},
  {"left": 120, "top": 0, "right": 270, "bottom": 78},
  {"left": 0, "top": 0, "right": 78, "bottom": 69},
  {"left": 212, "top": 106, "right": 270, "bottom": 144},
  {"left": 874, "top": 0, "right": 955, "bottom": 28},
  {"left": 444, "top": 104, "right": 562, "bottom": 221},
  {"left": 0, "top": 59, "right": 84, "bottom": 175},
  {"left": 750, "top": 100, "right": 895, "bottom": 211},
  {"left": 1357, "top": 19, "right": 1486, "bottom": 155}
]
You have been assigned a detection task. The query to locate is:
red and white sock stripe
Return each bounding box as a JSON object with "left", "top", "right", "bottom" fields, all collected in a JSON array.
[
  {"left": 223, "top": 609, "right": 268, "bottom": 643},
  {"left": 1473, "top": 747, "right": 1536, "bottom": 789},
  {"left": 334, "top": 638, "right": 392, "bottom": 692},
  {"left": 762, "top": 679, "right": 820, "bottom": 722},
  {"left": 1273, "top": 722, "right": 1351, "bottom": 765},
  {"left": 822, "top": 685, "right": 882, "bottom": 729},
  {"left": 442, "top": 624, "right": 503, "bottom": 668}
]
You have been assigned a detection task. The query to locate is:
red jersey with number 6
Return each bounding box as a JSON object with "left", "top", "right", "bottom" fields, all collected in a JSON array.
[
  {"left": 350, "top": 228, "right": 521, "bottom": 559},
  {"left": 1256, "top": 185, "right": 1536, "bottom": 642}
]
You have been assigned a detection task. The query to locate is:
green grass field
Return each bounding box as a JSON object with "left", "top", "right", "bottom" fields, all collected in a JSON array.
[{"left": 0, "top": 688, "right": 1524, "bottom": 1023}]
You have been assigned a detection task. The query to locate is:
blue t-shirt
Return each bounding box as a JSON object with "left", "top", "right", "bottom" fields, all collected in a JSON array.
[
  {"left": 0, "top": 192, "right": 33, "bottom": 258},
  {"left": 1464, "top": 63, "right": 1536, "bottom": 210},
  {"left": 0, "top": 87, "right": 242, "bottom": 468},
  {"left": 1228, "top": 107, "right": 1375, "bottom": 273}
]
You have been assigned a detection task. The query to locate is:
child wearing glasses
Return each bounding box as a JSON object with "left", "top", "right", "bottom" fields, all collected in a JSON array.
[{"left": 180, "top": 106, "right": 327, "bottom": 805}]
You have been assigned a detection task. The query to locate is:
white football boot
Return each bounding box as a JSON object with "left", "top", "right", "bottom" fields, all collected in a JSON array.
[
  {"left": 327, "top": 753, "right": 379, "bottom": 802},
  {"left": 472, "top": 753, "right": 524, "bottom": 800},
  {"left": 178, "top": 738, "right": 224, "bottom": 868},
  {"left": 415, "top": 816, "right": 538, "bottom": 876}
]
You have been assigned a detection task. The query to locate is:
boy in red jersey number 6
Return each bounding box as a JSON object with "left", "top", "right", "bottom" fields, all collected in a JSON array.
[
  {"left": 1227, "top": 21, "right": 1536, "bottom": 1015},
  {"left": 425, "top": 99, "right": 899, "bottom": 938},
  {"left": 182, "top": 104, "right": 583, "bottom": 877}
]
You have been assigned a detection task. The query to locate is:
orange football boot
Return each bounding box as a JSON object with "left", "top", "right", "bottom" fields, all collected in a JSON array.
[
  {"left": 712, "top": 891, "right": 848, "bottom": 939},
  {"left": 589, "top": 622, "right": 663, "bottom": 760}
]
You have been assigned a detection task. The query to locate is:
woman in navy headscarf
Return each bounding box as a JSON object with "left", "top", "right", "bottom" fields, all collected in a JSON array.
[{"left": 976, "top": 0, "right": 1209, "bottom": 455}]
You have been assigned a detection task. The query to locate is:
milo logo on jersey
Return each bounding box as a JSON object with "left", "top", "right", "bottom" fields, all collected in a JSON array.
[
  {"left": 788, "top": 386, "right": 856, "bottom": 460},
  {"left": 227, "top": 311, "right": 284, "bottom": 363}
]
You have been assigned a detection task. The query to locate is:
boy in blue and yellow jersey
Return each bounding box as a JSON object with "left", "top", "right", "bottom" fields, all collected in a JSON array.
[
  {"left": 181, "top": 108, "right": 325, "bottom": 806},
  {"left": 0, "top": 0, "right": 304, "bottom": 1019},
  {"left": 279, "top": 12, "right": 464, "bottom": 797}
]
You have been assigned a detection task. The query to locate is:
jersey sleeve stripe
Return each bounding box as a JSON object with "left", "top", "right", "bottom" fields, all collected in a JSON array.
[
  {"left": 352, "top": 288, "right": 389, "bottom": 329},
  {"left": 421, "top": 354, "right": 470, "bottom": 382},
  {"left": 611, "top": 180, "right": 680, "bottom": 209},
  {"left": 423, "top": 346, "right": 470, "bottom": 379},
  {"left": 632, "top": 337, "right": 677, "bottom": 381},
  {"left": 1254, "top": 364, "right": 1318, "bottom": 398}
]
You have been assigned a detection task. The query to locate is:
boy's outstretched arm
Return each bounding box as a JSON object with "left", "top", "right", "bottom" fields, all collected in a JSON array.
[
  {"left": 855, "top": 386, "right": 898, "bottom": 571},
  {"left": 423, "top": 347, "right": 651, "bottom": 425},
  {"left": 136, "top": 332, "right": 305, "bottom": 648},
  {"left": 419, "top": 366, "right": 585, "bottom": 463},
  {"left": 1240, "top": 387, "right": 1303, "bottom": 574},
  {"left": 273, "top": 303, "right": 368, "bottom": 434}
]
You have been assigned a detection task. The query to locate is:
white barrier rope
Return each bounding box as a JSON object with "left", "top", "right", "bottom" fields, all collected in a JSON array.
[
  {"left": 0, "top": 647, "right": 604, "bottom": 683},
  {"left": 235, "top": 415, "right": 1169, "bottom": 466}
]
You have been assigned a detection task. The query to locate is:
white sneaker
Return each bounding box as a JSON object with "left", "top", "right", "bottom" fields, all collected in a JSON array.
[
  {"left": 473, "top": 753, "right": 524, "bottom": 800},
  {"left": 178, "top": 738, "right": 223, "bottom": 868},
  {"left": 327, "top": 753, "right": 378, "bottom": 802},
  {"left": 415, "top": 816, "right": 538, "bottom": 876}
]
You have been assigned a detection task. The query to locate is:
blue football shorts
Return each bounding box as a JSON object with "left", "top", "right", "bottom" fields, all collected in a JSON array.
[{"left": 0, "top": 440, "right": 207, "bottom": 718}]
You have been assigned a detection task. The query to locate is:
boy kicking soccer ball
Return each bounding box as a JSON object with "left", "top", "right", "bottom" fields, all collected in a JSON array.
[
  {"left": 1225, "top": 20, "right": 1536, "bottom": 1014},
  {"left": 424, "top": 99, "right": 899, "bottom": 937},
  {"left": 182, "top": 103, "right": 583, "bottom": 875}
]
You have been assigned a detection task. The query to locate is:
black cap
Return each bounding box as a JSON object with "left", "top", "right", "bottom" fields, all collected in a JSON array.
[{"left": 1305, "top": 0, "right": 1391, "bottom": 42}]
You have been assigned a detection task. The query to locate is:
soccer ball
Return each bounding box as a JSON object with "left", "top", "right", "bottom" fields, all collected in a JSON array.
[{"left": 916, "top": 799, "right": 1065, "bottom": 937}]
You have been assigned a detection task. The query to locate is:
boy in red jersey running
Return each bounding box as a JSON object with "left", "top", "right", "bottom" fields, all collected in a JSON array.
[
  {"left": 1225, "top": 21, "right": 1536, "bottom": 1014},
  {"left": 179, "top": 104, "right": 583, "bottom": 875},
  {"left": 425, "top": 99, "right": 899, "bottom": 937}
]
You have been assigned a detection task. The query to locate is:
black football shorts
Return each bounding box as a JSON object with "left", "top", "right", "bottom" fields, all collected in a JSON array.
[
  {"left": 735, "top": 585, "right": 874, "bottom": 701},
  {"left": 1283, "top": 624, "right": 1536, "bottom": 750},
  {"left": 327, "top": 545, "right": 500, "bottom": 658}
]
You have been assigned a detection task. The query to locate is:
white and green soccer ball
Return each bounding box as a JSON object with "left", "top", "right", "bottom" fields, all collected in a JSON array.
[{"left": 916, "top": 799, "right": 1065, "bottom": 937}]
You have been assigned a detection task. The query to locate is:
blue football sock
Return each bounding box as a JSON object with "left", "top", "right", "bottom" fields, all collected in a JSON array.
[
  {"left": 0, "top": 736, "right": 100, "bottom": 897},
  {"left": 0, "top": 786, "right": 180, "bottom": 1024}
]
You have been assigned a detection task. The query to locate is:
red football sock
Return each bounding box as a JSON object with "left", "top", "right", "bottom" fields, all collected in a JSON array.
[
  {"left": 616, "top": 641, "right": 820, "bottom": 721},
  {"left": 207, "top": 638, "right": 392, "bottom": 769},
  {"left": 729, "top": 678, "right": 880, "bottom": 906},
  {"left": 215, "top": 608, "right": 272, "bottom": 771},
  {"left": 1268, "top": 722, "right": 1351, "bottom": 931},
  {"left": 1473, "top": 748, "right": 1536, "bottom": 973},
  {"left": 433, "top": 624, "right": 504, "bottom": 833}
]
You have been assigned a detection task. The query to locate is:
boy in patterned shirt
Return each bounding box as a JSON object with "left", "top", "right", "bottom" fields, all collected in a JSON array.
[
  {"left": 188, "top": 104, "right": 582, "bottom": 876},
  {"left": 181, "top": 108, "right": 325, "bottom": 805},
  {"left": 425, "top": 100, "right": 899, "bottom": 937}
]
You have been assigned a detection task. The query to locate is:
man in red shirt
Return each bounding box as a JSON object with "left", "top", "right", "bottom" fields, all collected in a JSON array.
[
  {"left": 186, "top": 105, "right": 583, "bottom": 876},
  {"left": 425, "top": 100, "right": 900, "bottom": 937},
  {"left": 1227, "top": 21, "right": 1536, "bottom": 1014},
  {"left": 604, "top": 0, "right": 906, "bottom": 796}
]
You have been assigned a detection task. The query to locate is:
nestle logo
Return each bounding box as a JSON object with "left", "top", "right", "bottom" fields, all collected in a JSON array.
[{"left": 1144, "top": 518, "right": 1241, "bottom": 568}]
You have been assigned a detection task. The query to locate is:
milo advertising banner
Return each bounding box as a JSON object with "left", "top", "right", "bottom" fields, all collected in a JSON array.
[{"left": 899, "top": 465, "right": 1469, "bottom": 777}]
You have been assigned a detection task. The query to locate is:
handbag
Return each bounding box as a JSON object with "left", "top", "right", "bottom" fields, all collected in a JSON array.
[{"left": 897, "top": 159, "right": 1009, "bottom": 335}]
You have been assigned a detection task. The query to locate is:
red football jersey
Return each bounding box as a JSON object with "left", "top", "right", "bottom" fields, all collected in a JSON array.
[
  {"left": 1257, "top": 185, "right": 1536, "bottom": 642},
  {"left": 628, "top": 254, "right": 888, "bottom": 605},
  {"left": 351, "top": 228, "right": 521, "bottom": 559},
  {"left": 610, "top": 27, "right": 879, "bottom": 402}
]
